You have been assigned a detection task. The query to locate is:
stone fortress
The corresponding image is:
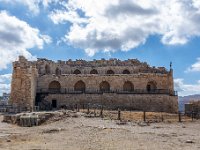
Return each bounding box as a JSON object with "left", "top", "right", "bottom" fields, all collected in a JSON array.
[{"left": 9, "top": 56, "right": 178, "bottom": 113}]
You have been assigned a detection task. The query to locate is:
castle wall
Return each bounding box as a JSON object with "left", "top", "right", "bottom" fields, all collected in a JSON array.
[
  {"left": 10, "top": 56, "right": 178, "bottom": 113},
  {"left": 44, "top": 94, "right": 178, "bottom": 113},
  {"left": 36, "top": 58, "right": 168, "bottom": 75},
  {"left": 37, "top": 74, "right": 171, "bottom": 91}
]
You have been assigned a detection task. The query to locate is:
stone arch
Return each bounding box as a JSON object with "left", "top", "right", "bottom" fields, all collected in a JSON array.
[
  {"left": 90, "top": 69, "right": 98, "bottom": 74},
  {"left": 123, "top": 69, "right": 130, "bottom": 74},
  {"left": 74, "top": 80, "right": 85, "bottom": 92},
  {"left": 49, "top": 81, "right": 61, "bottom": 92},
  {"left": 73, "top": 69, "right": 81, "bottom": 74},
  {"left": 123, "top": 81, "right": 134, "bottom": 91},
  {"left": 146, "top": 81, "right": 157, "bottom": 92},
  {"left": 107, "top": 70, "right": 114, "bottom": 74},
  {"left": 45, "top": 64, "right": 50, "bottom": 74},
  {"left": 55, "top": 67, "right": 61, "bottom": 76},
  {"left": 100, "top": 81, "right": 110, "bottom": 92}
]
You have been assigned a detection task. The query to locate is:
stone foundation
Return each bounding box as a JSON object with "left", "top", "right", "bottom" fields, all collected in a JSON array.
[{"left": 44, "top": 94, "right": 178, "bottom": 113}]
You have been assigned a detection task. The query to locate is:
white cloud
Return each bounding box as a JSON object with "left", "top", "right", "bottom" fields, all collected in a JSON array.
[
  {"left": 0, "top": 0, "right": 59, "bottom": 15},
  {"left": 0, "top": 0, "right": 40, "bottom": 15},
  {"left": 49, "top": 0, "right": 200, "bottom": 56},
  {"left": 0, "top": 74, "right": 11, "bottom": 95},
  {"left": 40, "top": 34, "right": 52, "bottom": 44},
  {"left": 186, "top": 58, "right": 200, "bottom": 72},
  {"left": 0, "top": 74, "right": 11, "bottom": 83},
  {"left": 0, "top": 11, "right": 51, "bottom": 70},
  {"left": 174, "top": 78, "right": 200, "bottom": 96},
  {"left": 49, "top": 10, "right": 88, "bottom": 25},
  {"left": 42, "top": 0, "right": 59, "bottom": 9},
  {"left": 0, "top": 83, "right": 10, "bottom": 95}
]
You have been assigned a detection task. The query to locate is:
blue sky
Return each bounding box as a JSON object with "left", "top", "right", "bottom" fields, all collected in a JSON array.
[{"left": 0, "top": 0, "right": 200, "bottom": 96}]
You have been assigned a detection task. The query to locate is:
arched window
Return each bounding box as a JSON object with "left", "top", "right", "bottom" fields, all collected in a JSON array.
[
  {"left": 73, "top": 69, "right": 81, "bottom": 74},
  {"left": 90, "top": 69, "right": 98, "bottom": 74},
  {"left": 45, "top": 64, "right": 50, "bottom": 74},
  {"left": 74, "top": 80, "right": 85, "bottom": 92},
  {"left": 100, "top": 81, "right": 110, "bottom": 92},
  {"left": 55, "top": 67, "right": 61, "bottom": 76},
  {"left": 146, "top": 81, "right": 157, "bottom": 92},
  {"left": 123, "top": 69, "right": 130, "bottom": 74},
  {"left": 107, "top": 70, "right": 114, "bottom": 74},
  {"left": 123, "top": 81, "right": 134, "bottom": 91},
  {"left": 49, "top": 81, "right": 61, "bottom": 93}
]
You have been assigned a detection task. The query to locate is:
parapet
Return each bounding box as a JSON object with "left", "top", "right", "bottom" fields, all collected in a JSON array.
[{"left": 15, "top": 56, "right": 170, "bottom": 75}]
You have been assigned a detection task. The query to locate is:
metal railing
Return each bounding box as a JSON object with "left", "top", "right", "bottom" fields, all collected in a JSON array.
[{"left": 36, "top": 88, "right": 178, "bottom": 96}]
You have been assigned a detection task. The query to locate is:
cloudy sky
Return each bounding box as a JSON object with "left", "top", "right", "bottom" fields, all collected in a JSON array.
[{"left": 0, "top": 0, "right": 200, "bottom": 96}]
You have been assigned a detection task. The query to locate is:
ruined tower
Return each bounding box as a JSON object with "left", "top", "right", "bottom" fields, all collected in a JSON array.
[{"left": 9, "top": 56, "right": 38, "bottom": 109}]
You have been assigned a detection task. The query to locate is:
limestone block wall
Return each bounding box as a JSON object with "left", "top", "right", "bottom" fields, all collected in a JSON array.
[
  {"left": 44, "top": 93, "right": 178, "bottom": 113},
  {"left": 37, "top": 72, "right": 178, "bottom": 113},
  {"left": 37, "top": 73, "right": 172, "bottom": 91}
]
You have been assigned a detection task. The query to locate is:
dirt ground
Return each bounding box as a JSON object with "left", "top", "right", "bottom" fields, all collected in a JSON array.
[{"left": 0, "top": 111, "right": 200, "bottom": 150}]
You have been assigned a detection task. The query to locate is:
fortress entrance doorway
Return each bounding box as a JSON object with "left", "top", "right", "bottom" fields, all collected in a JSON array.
[{"left": 52, "top": 99, "right": 57, "bottom": 108}]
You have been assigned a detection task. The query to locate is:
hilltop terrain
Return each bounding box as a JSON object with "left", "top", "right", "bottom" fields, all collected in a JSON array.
[{"left": 0, "top": 111, "right": 199, "bottom": 150}]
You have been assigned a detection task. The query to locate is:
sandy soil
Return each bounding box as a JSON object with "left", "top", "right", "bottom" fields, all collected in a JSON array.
[{"left": 0, "top": 112, "right": 200, "bottom": 150}]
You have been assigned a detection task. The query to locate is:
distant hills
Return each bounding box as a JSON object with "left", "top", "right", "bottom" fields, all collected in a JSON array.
[{"left": 178, "top": 94, "right": 200, "bottom": 112}]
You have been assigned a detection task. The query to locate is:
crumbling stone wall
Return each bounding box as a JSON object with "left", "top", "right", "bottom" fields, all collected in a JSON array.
[
  {"left": 36, "top": 58, "right": 168, "bottom": 75},
  {"left": 9, "top": 56, "right": 37, "bottom": 109}
]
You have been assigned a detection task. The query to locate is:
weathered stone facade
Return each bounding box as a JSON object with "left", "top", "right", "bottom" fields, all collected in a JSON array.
[{"left": 9, "top": 56, "right": 178, "bottom": 113}]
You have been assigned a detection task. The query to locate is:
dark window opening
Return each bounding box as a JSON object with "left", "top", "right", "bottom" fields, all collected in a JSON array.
[
  {"left": 55, "top": 67, "right": 61, "bottom": 76},
  {"left": 107, "top": 70, "right": 114, "bottom": 74},
  {"left": 45, "top": 64, "right": 50, "bottom": 74},
  {"left": 147, "top": 84, "right": 151, "bottom": 92},
  {"left": 123, "top": 69, "right": 130, "bottom": 74},
  {"left": 90, "top": 69, "right": 98, "bottom": 74},
  {"left": 73, "top": 69, "right": 81, "bottom": 74}
]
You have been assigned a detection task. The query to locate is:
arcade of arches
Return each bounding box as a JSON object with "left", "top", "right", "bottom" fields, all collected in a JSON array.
[
  {"left": 44, "top": 66, "right": 137, "bottom": 75},
  {"left": 47, "top": 80, "right": 157, "bottom": 92}
]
